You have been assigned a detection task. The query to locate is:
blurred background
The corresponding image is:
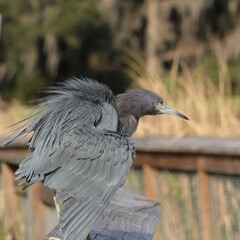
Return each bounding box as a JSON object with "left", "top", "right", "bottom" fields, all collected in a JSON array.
[{"left": 0, "top": 0, "right": 240, "bottom": 240}]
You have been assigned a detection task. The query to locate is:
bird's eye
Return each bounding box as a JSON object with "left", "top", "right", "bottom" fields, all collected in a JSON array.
[
  {"left": 154, "top": 102, "right": 162, "bottom": 107},
  {"left": 158, "top": 98, "right": 164, "bottom": 104}
]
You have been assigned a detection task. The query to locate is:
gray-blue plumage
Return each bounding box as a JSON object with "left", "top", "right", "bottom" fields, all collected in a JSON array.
[{"left": 0, "top": 77, "right": 188, "bottom": 240}]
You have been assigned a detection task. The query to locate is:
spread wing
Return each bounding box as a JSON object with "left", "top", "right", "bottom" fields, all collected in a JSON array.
[
  {"left": 0, "top": 78, "right": 114, "bottom": 151},
  {"left": 0, "top": 78, "right": 136, "bottom": 239},
  {"left": 44, "top": 125, "right": 136, "bottom": 240},
  {"left": 1, "top": 78, "right": 115, "bottom": 184},
  {"left": 12, "top": 97, "right": 103, "bottom": 186}
]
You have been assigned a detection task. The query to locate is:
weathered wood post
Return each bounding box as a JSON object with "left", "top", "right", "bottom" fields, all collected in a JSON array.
[
  {"left": 2, "top": 163, "right": 21, "bottom": 239},
  {"left": 44, "top": 188, "right": 160, "bottom": 240},
  {"left": 28, "top": 182, "right": 47, "bottom": 239}
]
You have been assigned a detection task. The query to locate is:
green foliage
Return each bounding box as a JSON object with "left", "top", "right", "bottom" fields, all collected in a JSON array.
[
  {"left": 0, "top": 0, "right": 120, "bottom": 102},
  {"left": 197, "top": 53, "right": 219, "bottom": 84},
  {"left": 14, "top": 70, "right": 45, "bottom": 102},
  {"left": 1, "top": 0, "right": 239, "bottom": 102},
  {"left": 0, "top": 225, "right": 3, "bottom": 240},
  {"left": 193, "top": 53, "right": 240, "bottom": 95},
  {"left": 227, "top": 57, "right": 240, "bottom": 94},
  {"left": 43, "top": 0, "right": 101, "bottom": 45}
]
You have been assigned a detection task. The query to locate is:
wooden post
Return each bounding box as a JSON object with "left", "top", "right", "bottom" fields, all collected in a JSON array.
[
  {"left": 143, "top": 164, "right": 159, "bottom": 240},
  {"left": 198, "top": 169, "right": 211, "bottom": 240},
  {"left": 2, "top": 163, "right": 21, "bottom": 239},
  {"left": 143, "top": 164, "right": 156, "bottom": 200},
  {"left": 44, "top": 188, "right": 161, "bottom": 240},
  {"left": 28, "top": 182, "right": 46, "bottom": 239}
]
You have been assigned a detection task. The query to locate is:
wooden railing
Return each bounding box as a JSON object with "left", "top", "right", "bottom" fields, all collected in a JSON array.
[
  {"left": 1, "top": 137, "right": 240, "bottom": 240},
  {"left": 133, "top": 137, "right": 240, "bottom": 240},
  {"left": 0, "top": 139, "right": 160, "bottom": 240}
]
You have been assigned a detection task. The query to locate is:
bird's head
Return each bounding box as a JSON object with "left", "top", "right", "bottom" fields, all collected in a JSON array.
[{"left": 116, "top": 89, "right": 189, "bottom": 120}]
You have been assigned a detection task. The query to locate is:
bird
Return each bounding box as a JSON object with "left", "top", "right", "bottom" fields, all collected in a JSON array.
[{"left": 0, "top": 78, "right": 189, "bottom": 240}]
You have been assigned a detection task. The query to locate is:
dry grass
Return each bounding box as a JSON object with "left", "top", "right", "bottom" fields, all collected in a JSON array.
[
  {"left": 123, "top": 48, "right": 240, "bottom": 137},
  {"left": 0, "top": 48, "right": 239, "bottom": 138},
  {"left": 0, "top": 99, "right": 32, "bottom": 135}
]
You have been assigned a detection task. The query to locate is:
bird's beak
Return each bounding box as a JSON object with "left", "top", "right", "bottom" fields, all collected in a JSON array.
[{"left": 156, "top": 104, "right": 189, "bottom": 120}]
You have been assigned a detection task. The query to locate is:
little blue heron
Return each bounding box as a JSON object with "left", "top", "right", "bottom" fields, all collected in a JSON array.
[{"left": 1, "top": 78, "right": 188, "bottom": 240}]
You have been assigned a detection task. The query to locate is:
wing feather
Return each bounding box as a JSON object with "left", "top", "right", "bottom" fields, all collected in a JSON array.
[
  {"left": 0, "top": 78, "right": 136, "bottom": 240},
  {"left": 42, "top": 125, "right": 135, "bottom": 240}
]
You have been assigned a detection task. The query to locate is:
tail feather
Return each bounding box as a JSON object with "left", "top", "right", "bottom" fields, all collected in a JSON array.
[
  {"left": 71, "top": 201, "right": 105, "bottom": 239},
  {"left": 57, "top": 190, "right": 114, "bottom": 240},
  {"left": 63, "top": 198, "right": 96, "bottom": 237}
]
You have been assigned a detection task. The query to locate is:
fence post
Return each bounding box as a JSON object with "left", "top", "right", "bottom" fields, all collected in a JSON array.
[
  {"left": 198, "top": 168, "right": 211, "bottom": 240},
  {"left": 143, "top": 164, "right": 156, "bottom": 200},
  {"left": 28, "top": 182, "right": 46, "bottom": 239},
  {"left": 2, "top": 163, "right": 21, "bottom": 239}
]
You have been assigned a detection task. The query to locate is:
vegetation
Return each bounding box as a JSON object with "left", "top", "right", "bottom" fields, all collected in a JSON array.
[
  {"left": 0, "top": 99, "right": 31, "bottom": 135},
  {"left": 0, "top": 2, "right": 239, "bottom": 240},
  {"left": 1, "top": 48, "right": 239, "bottom": 137},
  {"left": 124, "top": 48, "right": 240, "bottom": 137},
  {"left": 0, "top": 0, "right": 125, "bottom": 101},
  {"left": 0, "top": 0, "right": 240, "bottom": 102}
]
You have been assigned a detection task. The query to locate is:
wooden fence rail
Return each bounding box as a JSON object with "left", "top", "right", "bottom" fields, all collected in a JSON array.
[
  {"left": 134, "top": 137, "right": 240, "bottom": 240},
  {"left": 1, "top": 137, "right": 240, "bottom": 240}
]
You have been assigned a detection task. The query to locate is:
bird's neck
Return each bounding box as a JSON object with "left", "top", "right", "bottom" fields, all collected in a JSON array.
[{"left": 118, "top": 114, "right": 139, "bottom": 136}]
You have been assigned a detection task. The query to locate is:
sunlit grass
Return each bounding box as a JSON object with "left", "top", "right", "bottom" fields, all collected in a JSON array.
[
  {"left": 0, "top": 99, "right": 32, "bottom": 135},
  {"left": 123, "top": 48, "right": 240, "bottom": 137},
  {"left": 0, "top": 49, "right": 239, "bottom": 137}
]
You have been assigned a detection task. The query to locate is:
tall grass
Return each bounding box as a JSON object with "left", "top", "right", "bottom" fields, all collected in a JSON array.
[
  {"left": 0, "top": 99, "right": 32, "bottom": 135},
  {"left": 123, "top": 48, "right": 240, "bottom": 137},
  {"left": 0, "top": 48, "right": 239, "bottom": 137}
]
